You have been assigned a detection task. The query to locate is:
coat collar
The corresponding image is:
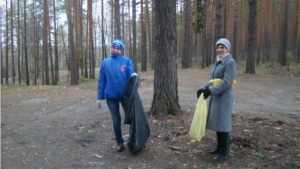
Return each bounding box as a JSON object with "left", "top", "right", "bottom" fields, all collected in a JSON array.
[{"left": 214, "top": 53, "right": 232, "bottom": 65}]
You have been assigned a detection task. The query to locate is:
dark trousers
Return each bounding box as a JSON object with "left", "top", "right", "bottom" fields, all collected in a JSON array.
[{"left": 106, "top": 98, "right": 126, "bottom": 145}]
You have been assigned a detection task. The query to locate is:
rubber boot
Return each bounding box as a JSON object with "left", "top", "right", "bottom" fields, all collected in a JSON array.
[
  {"left": 214, "top": 133, "right": 231, "bottom": 163},
  {"left": 209, "top": 132, "right": 220, "bottom": 154}
]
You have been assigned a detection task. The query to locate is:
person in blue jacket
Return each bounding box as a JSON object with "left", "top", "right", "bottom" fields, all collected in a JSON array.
[{"left": 96, "top": 39, "right": 136, "bottom": 152}]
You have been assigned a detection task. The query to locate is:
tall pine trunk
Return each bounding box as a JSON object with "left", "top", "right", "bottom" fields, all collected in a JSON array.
[
  {"left": 132, "top": 0, "right": 138, "bottom": 72},
  {"left": 181, "top": 0, "right": 191, "bottom": 69},
  {"left": 279, "top": 0, "right": 289, "bottom": 66},
  {"left": 11, "top": 0, "right": 15, "bottom": 84},
  {"left": 67, "top": 0, "right": 78, "bottom": 85},
  {"left": 24, "top": 0, "right": 29, "bottom": 85},
  {"left": 245, "top": 0, "right": 257, "bottom": 74},
  {"left": 150, "top": 0, "right": 182, "bottom": 119}
]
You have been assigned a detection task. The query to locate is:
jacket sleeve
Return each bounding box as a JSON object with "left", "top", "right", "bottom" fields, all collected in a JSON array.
[
  {"left": 97, "top": 62, "right": 107, "bottom": 100},
  {"left": 126, "top": 58, "right": 135, "bottom": 78}
]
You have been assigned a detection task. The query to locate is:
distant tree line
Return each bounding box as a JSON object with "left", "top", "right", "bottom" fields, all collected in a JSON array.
[{"left": 1, "top": 0, "right": 299, "bottom": 86}]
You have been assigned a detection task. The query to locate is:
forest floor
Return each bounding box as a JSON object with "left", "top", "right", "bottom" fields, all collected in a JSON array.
[{"left": 1, "top": 65, "right": 300, "bottom": 169}]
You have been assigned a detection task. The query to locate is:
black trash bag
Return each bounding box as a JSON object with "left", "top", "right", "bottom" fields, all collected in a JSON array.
[{"left": 123, "top": 75, "right": 150, "bottom": 154}]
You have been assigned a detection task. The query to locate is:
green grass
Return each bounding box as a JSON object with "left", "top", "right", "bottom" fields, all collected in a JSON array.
[
  {"left": 79, "top": 76, "right": 98, "bottom": 83},
  {"left": 18, "top": 139, "right": 25, "bottom": 144},
  {"left": 57, "top": 76, "right": 98, "bottom": 86},
  {"left": 295, "top": 149, "right": 300, "bottom": 153},
  {"left": 253, "top": 152, "right": 264, "bottom": 158},
  {"left": 0, "top": 84, "right": 27, "bottom": 90}
]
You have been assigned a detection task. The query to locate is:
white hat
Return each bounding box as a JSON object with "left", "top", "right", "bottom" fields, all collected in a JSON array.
[{"left": 215, "top": 38, "right": 231, "bottom": 52}]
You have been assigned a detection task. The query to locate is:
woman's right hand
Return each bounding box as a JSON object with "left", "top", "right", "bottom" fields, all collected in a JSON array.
[{"left": 197, "top": 89, "right": 204, "bottom": 98}]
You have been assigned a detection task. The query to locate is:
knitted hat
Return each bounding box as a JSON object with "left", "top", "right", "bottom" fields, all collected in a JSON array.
[
  {"left": 111, "top": 39, "right": 125, "bottom": 51},
  {"left": 215, "top": 38, "right": 231, "bottom": 52}
]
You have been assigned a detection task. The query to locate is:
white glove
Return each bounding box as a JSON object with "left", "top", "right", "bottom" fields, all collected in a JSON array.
[
  {"left": 96, "top": 100, "right": 101, "bottom": 109},
  {"left": 131, "top": 72, "right": 138, "bottom": 76}
]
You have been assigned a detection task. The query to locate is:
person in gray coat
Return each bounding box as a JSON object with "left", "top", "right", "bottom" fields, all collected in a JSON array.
[{"left": 196, "top": 38, "right": 237, "bottom": 163}]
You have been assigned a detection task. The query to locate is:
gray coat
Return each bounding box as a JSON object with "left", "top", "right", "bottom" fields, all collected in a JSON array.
[{"left": 201, "top": 54, "right": 237, "bottom": 132}]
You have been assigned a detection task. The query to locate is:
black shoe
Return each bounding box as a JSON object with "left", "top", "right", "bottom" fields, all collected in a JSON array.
[
  {"left": 214, "top": 133, "right": 230, "bottom": 163},
  {"left": 214, "top": 154, "right": 231, "bottom": 163},
  {"left": 117, "top": 144, "right": 124, "bottom": 152},
  {"left": 209, "top": 147, "right": 220, "bottom": 154}
]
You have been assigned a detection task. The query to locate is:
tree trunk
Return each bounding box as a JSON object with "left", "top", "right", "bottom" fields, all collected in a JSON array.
[
  {"left": 31, "top": 0, "right": 37, "bottom": 85},
  {"left": 206, "top": 0, "right": 213, "bottom": 67},
  {"left": 5, "top": 0, "right": 9, "bottom": 84},
  {"left": 232, "top": 0, "right": 239, "bottom": 62},
  {"left": 201, "top": 0, "right": 207, "bottom": 69},
  {"left": 122, "top": 0, "right": 125, "bottom": 40},
  {"left": 101, "top": 0, "right": 107, "bottom": 61},
  {"left": 11, "top": 0, "right": 15, "bottom": 84},
  {"left": 67, "top": 0, "right": 78, "bottom": 85},
  {"left": 181, "top": 0, "right": 191, "bottom": 69},
  {"left": 111, "top": 1, "right": 114, "bottom": 41},
  {"left": 43, "top": 0, "right": 50, "bottom": 85},
  {"left": 88, "top": 0, "right": 95, "bottom": 79},
  {"left": 24, "top": 0, "right": 29, "bottom": 85},
  {"left": 279, "top": 0, "right": 289, "bottom": 66},
  {"left": 215, "top": 0, "right": 224, "bottom": 41},
  {"left": 115, "top": 0, "right": 121, "bottom": 39},
  {"left": 150, "top": 0, "right": 182, "bottom": 119},
  {"left": 80, "top": 0, "right": 84, "bottom": 76},
  {"left": 74, "top": 1, "right": 80, "bottom": 79},
  {"left": 132, "top": 0, "right": 138, "bottom": 72},
  {"left": 1, "top": 5, "right": 3, "bottom": 84},
  {"left": 61, "top": 25, "right": 68, "bottom": 71},
  {"left": 53, "top": 0, "right": 59, "bottom": 84},
  {"left": 262, "top": 0, "right": 272, "bottom": 63},
  {"left": 127, "top": 0, "right": 132, "bottom": 59},
  {"left": 0, "top": 43, "right": 2, "bottom": 83},
  {"left": 48, "top": 21, "right": 54, "bottom": 85},
  {"left": 245, "top": 0, "right": 257, "bottom": 74},
  {"left": 151, "top": 0, "right": 156, "bottom": 70},
  {"left": 141, "top": 0, "right": 147, "bottom": 71},
  {"left": 297, "top": 1, "right": 300, "bottom": 63},
  {"left": 145, "top": 0, "right": 152, "bottom": 70},
  {"left": 85, "top": 2, "right": 89, "bottom": 78}
]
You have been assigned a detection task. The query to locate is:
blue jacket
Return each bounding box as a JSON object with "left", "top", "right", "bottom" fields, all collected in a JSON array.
[{"left": 97, "top": 54, "right": 135, "bottom": 100}]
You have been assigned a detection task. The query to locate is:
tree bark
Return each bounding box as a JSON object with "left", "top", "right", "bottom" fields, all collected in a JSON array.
[
  {"left": 141, "top": 0, "right": 147, "bottom": 71},
  {"left": 101, "top": 0, "right": 107, "bottom": 61},
  {"left": 145, "top": 0, "right": 152, "bottom": 70},
  {"left": 150, "top": 0, "right": 182, "bottom": 119},
  {"left": 5, "top": 0, "right": 9, "bottom": 84},
  {"left": 1, "top": 5, "right": 3, "bottom": 84},
  {"left": 279, "top": 0, "right": 289, "bottom": 66},
  {"left": 201, "top": 0, "right": 207, "bottom": 69},
  {"left": 127, "top": 0, "right": 132, "bottom": 59},
  {"left": 132, "top": 0, "right": 138, "bottom": 72},
  {"left": 24, "top": 0, "right": 29, "bottom": 85},
  {"left": 53, "top": 0, "right": 59, "bottom": 84},
  {"left": 74, "top": 1, "right": 80, "bottom": 79},
  {"left": 67, "top": 0, "right": 78, "bottom": 85},
  {"left": 43, "top": 0, "right": 50, "bottom": 85},
  {"left": 232, "top": 0, "right": 239, "bottom": 62},
  {"left": 88, "top": 0, "right": 95, "bottom": 79},
  {"left": 11, "top": 0, "right": 15, "bottom": 84},
  {"left": 245, "top": 0, "right": 257, "bottom": 74},
  {"left": 181, "top": 0, "right": 191, "bottom": 69},
  {"left": 115, "top": 0, "right": 121, "bottom": 39},
  {"left": 215, "top": 0, "right": 224, "bottom": 41}
]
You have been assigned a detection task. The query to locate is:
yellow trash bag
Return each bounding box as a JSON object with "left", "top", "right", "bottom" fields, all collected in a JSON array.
[
  {"left": 189, "top": 93, "right": 207, "bottom": 142},
  {"left": 208, "top": 78, "right": 236, "bottom": 88}
]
